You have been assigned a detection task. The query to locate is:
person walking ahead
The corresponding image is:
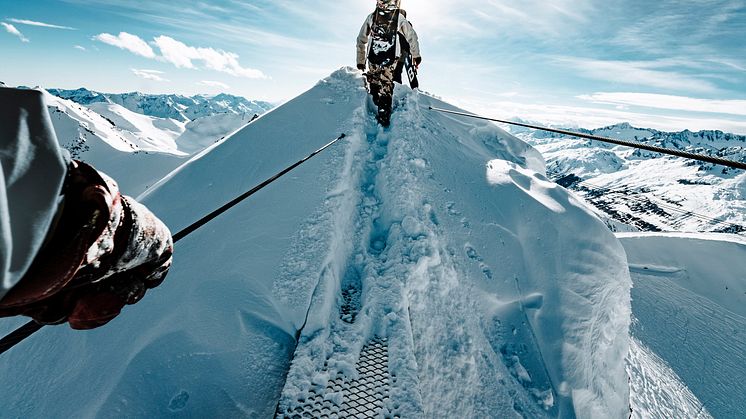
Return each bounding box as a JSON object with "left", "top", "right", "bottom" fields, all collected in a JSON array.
[{"left": 357, "top": 0, "right": 421, "bottom": 127}]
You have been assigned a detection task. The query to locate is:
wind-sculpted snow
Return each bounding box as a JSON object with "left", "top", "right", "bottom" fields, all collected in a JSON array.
[
  {"left": 0, "top": 69, "right": 632, "bottom": 418},
  {"left": 385, "top": 94, "right": 630, "bottom": 417}
]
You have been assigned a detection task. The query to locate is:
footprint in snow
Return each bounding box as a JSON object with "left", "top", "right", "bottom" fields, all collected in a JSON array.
[
  {"left": 168, "top": 390, "right": 190, "bottom": 411},
  {"left": 465, "top": 244, "right": 494, "bottom": 280}
]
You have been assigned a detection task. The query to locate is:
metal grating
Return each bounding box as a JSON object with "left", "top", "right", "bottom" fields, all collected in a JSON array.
[{"left": 277, "top": 337, "right": 392, "bottom": 419}]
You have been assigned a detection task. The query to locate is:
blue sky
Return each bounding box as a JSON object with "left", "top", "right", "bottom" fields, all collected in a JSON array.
[{"left": 2, "top": 0, "right": 745, "bottom": 132}]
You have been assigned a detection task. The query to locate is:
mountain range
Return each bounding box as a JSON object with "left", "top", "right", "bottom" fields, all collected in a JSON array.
[
  {"left": 513, "top": 122, "right": 746, "bottom": 235},
  {"left": 512, "top": 121, "right": 746, "bottom": 172},
  {"left": 38, "top": 87, "right": 273, "bottom": 196},
  {"left": 28, "top": 83, "right": 746, "bottom": 236},
  {"left": 47, "top": 87, "right": 274, "bottom": 122},
  {"left": 37, "top": 83, "right": 746, "bottom": 234}
]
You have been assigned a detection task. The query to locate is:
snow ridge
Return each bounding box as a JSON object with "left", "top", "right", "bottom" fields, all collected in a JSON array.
[
  {"left": 278, "top": 72, "right": 632, "bottom": 418},
  {"left": 277, "top": 88, "right": 427, "bottom": 418}
]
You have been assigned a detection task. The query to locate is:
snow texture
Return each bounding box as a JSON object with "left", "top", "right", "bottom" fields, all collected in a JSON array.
[
  {"left": 627, "top": 337, "right": 711, "bottom": 419},
  {"left": 0, "top": 69, "right": 631, "bottom": 418},
  {"left": 619, "top": 232, "right": 746, "bottom": 418}
]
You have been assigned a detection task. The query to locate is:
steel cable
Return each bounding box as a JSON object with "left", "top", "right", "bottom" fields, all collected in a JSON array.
[
  {"left": 429, "top": 106, "right": 746, "bottom": 171},
  {"left": 1, "top": 133, "right": 347, "bottom": 356}
]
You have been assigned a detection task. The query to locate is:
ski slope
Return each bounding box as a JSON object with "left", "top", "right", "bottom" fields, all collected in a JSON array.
[
  {"left": 0, "top": 69, "right": 632, "bottom": 418},
  {"left": 619, "top": 232, "right": 746, "bottom": 418}
]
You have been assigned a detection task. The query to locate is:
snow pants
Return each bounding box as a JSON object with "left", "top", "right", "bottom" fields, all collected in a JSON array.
[{"left": 366, "top": 63, "right": 396, "bottom": 127}]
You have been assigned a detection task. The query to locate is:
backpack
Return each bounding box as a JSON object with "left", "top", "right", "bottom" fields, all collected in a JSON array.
[{"left": 367, "top": 7, "right": 401, "bottom": 66}]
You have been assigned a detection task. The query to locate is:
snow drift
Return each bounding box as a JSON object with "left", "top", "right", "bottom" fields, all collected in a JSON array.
[{"left": 0, "top": 69, "right": 631, "bottom": 418}]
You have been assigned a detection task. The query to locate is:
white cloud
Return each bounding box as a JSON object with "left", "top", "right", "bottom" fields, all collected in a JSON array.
[
  {"left": 553, "top": 57, "right": 719, "bottom": 94},
  {"left": 131, "top": 69, "right": 169, "bottom": 82},
  {"left": 153, "top": 36, "right": 266, "bottom": 79},
  {"left": 7, "top": 18, "right": 76, "bottom": 30},
  {"left": 578, "top": 92, "right": 746, "bottom": 117},
  {"left": 74, "top": 45, "right": 86, "bottom": 51},
  {"left": 2, "top": 23, "right": 29, "bottom": 42},
  {"left": 93, "top": 31, "right": 267, "bottom": 79},
  {"left": 405, "top": 0, "right": 596, "bottom": 38},
  {"left": 609, "top": 0, "right": 744, "bottom": 56},
  {"left": 704, "top": 58, "right": 746, "bottom": 72},
  {"left": 94, "top": 32, "right": 156, "bottom": 58},
  {"left": 199, "top": 80, "right": 230, "bottom": 89},
  {"left": 152, "top": 36, "right": 195, "bottom": 68}
]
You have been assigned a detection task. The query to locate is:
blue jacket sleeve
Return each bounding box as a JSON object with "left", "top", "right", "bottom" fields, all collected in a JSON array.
[{"left": 0, "top": 87, "right": 67, "bottom": 301}]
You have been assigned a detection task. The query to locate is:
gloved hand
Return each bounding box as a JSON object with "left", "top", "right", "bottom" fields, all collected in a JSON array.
[
  {"left": 414, "top": 57, "right": 422, "bottom": 67},
  {"left": 22, "top": 238, "right": 172, "bottom": 330},
  {"left": 63, "top": 195, "right": 173, "bottom": 329},
  {"left": 0, "top": 160, "right": 173, "bottom": 329},
  {"left": 357, "top": 63, "right": 366, "bottom": 71}
]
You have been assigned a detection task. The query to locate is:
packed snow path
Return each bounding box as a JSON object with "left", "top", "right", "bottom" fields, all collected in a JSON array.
[
  {"left": 274, "top": 71, "right": 631, "bottom": 418},
  {"left": 277, "top": 97, "right": 556, "bottom": 418},
  {"left": 0, "top": 69, "right": 631, "bottom": 418},
  {"left": 276, "top": 106, "right": 425, "bottom": 418}
]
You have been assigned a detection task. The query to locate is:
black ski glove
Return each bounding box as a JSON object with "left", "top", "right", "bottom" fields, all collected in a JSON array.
[
  {"left": 357, "top": 64, "right": 366, "bottom": 71},
  {"left": 414, "top": 57, "right": 422, "bottom": 67}
]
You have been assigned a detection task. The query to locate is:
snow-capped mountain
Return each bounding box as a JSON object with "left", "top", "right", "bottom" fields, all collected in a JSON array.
[
  {"left": 515, "top": 123, "right": 746, "bottom": 235},
  {"left": 48, "top": 87, "right": 274, "bottom": 122},
  {"left": 517, "top": 122, "right": 746, "bottom": 172},
  {"left": 42, "top": 89, "right": 262, "bottom": 196}
]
